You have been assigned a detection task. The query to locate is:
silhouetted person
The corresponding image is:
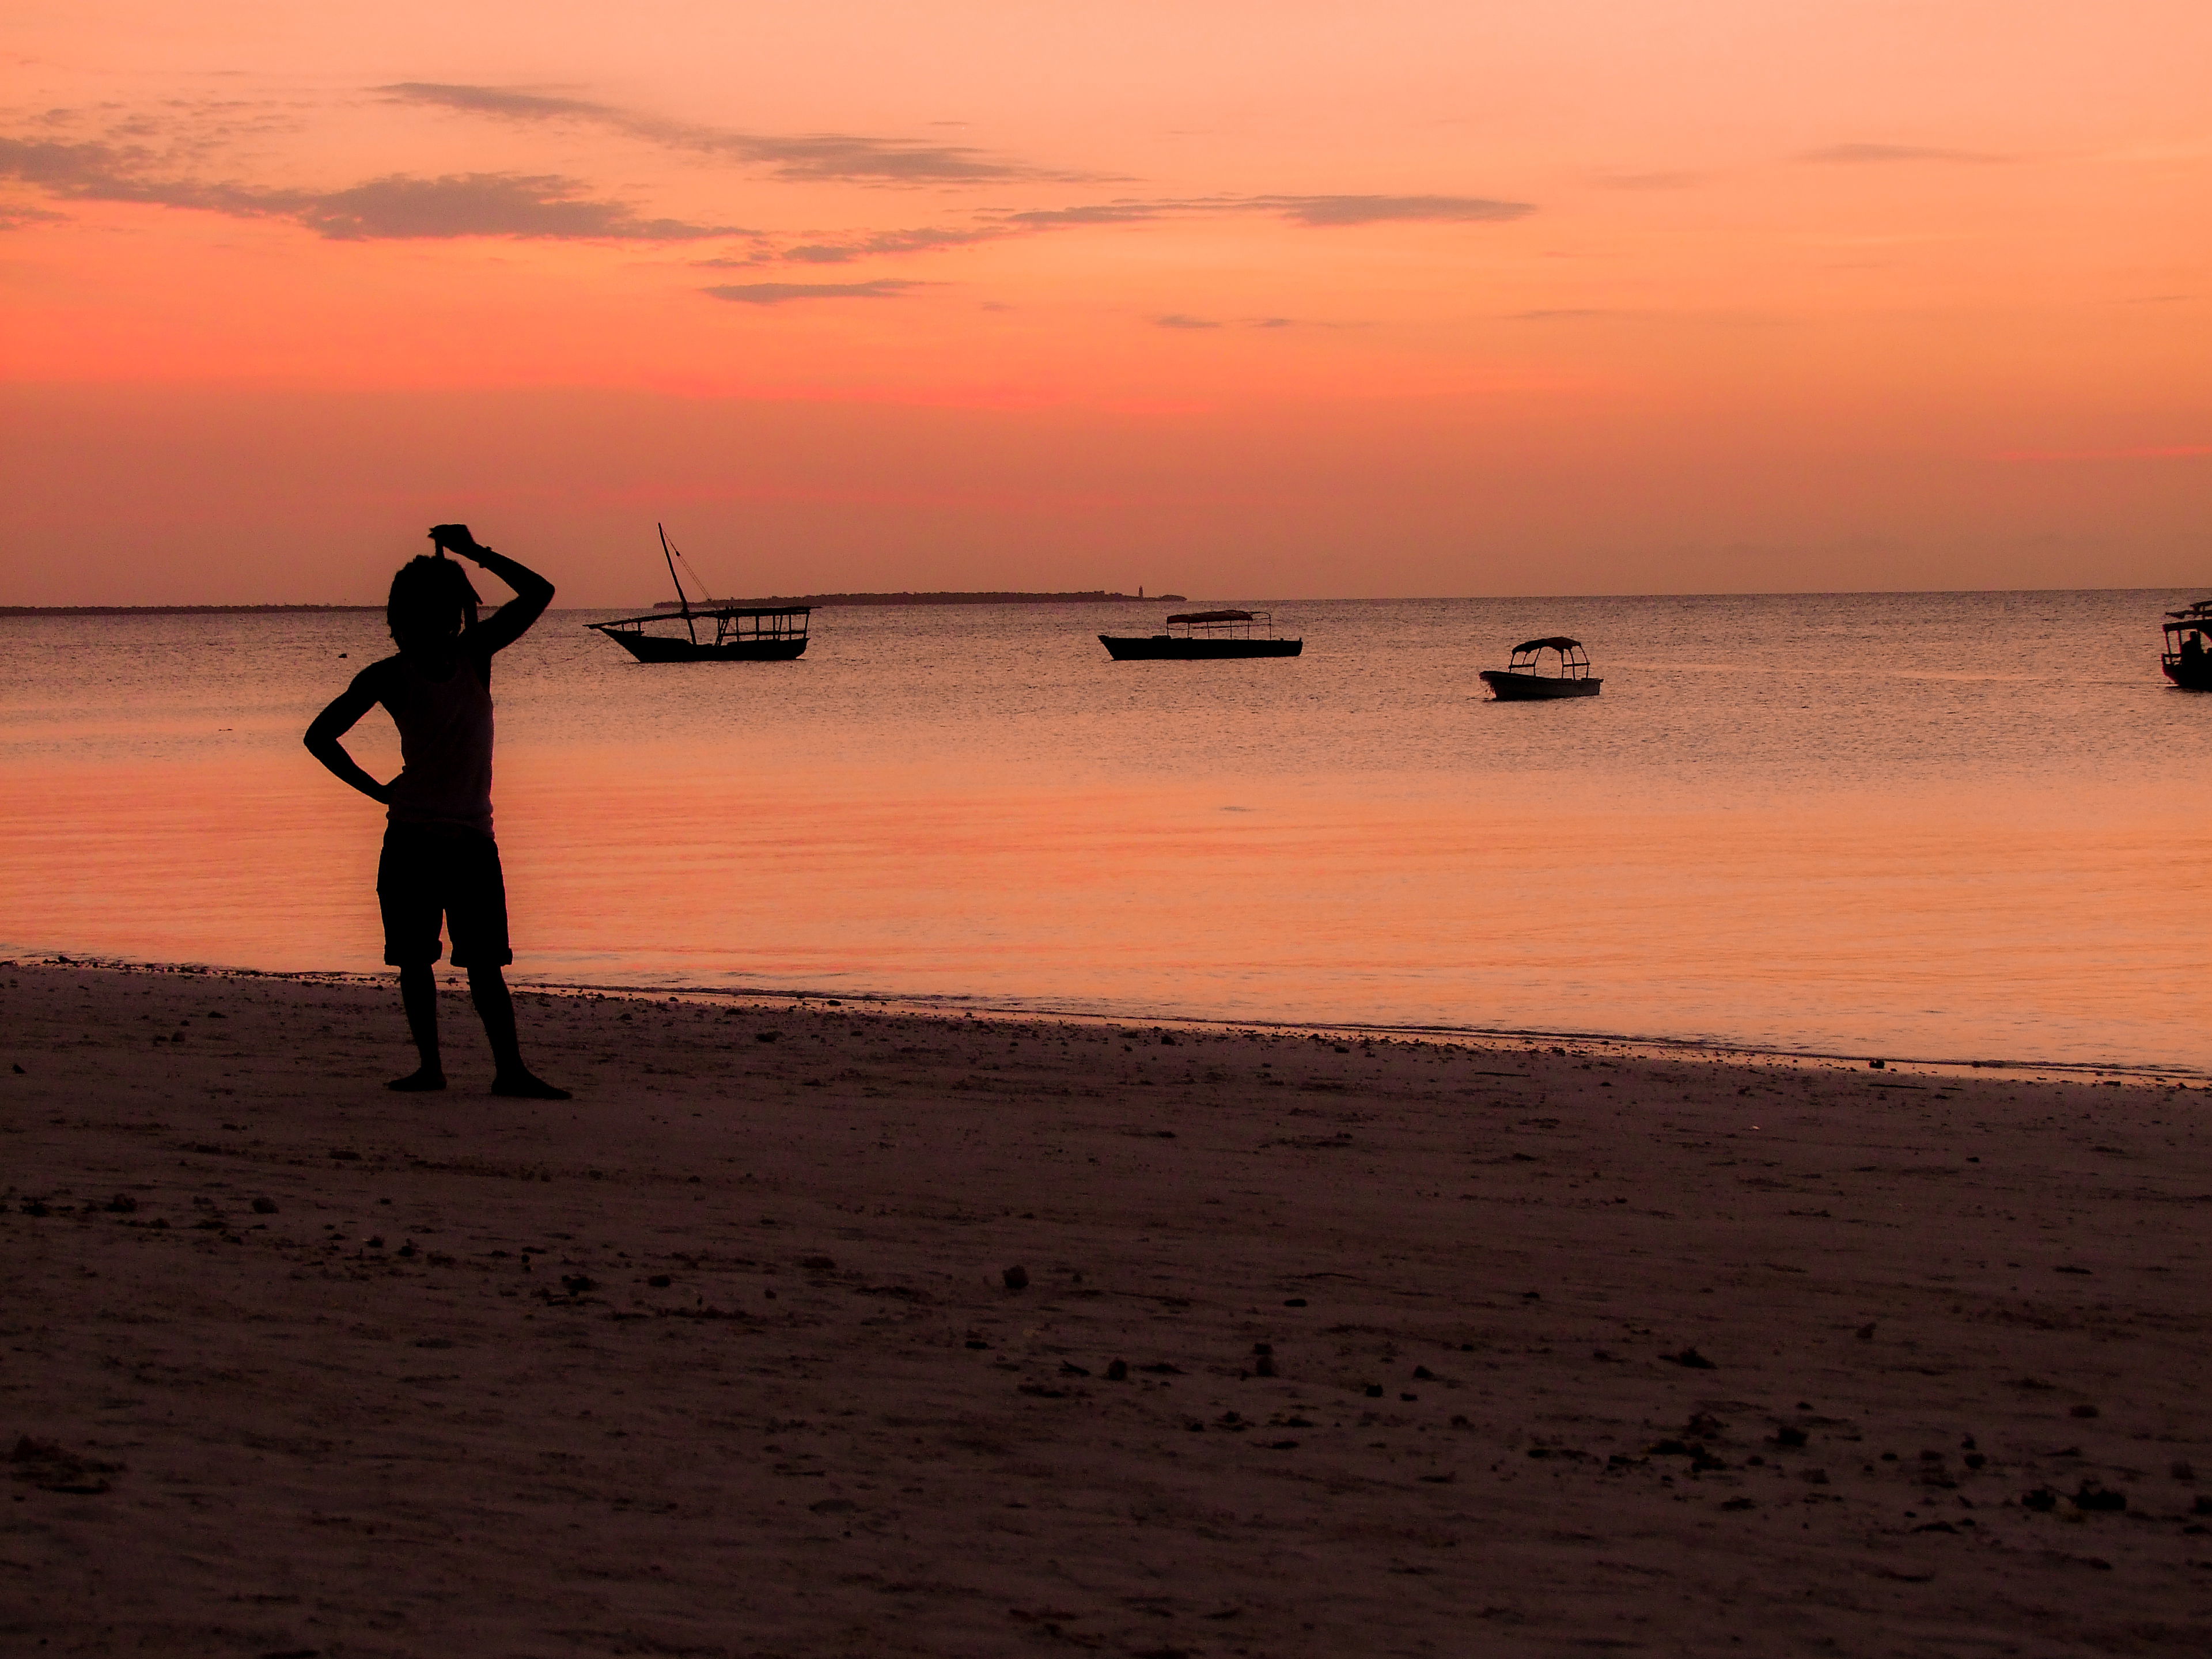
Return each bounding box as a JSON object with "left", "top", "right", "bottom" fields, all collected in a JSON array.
[
  {"left": 2184, "top": 632, "right": 2207, "bottom": 677},
  {"left": 305, "top": 525, "right": 569, "bottom": 1099}
]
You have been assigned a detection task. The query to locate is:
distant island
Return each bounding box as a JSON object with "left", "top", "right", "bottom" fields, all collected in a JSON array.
[
  {"left": 2, "top": 593, "right": 1189, "bottom": 616},
  {"left": 650, "top": 590, "right": 1187, "bottom": 609}
]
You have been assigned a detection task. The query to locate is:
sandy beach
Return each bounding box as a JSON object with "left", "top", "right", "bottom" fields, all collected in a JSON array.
[{"left": 5, "top": 960, "right": 2210, "bottom": 1656}]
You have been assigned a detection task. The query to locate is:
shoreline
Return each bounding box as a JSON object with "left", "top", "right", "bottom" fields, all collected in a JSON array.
[
  {"left": 12, "top": 950, "right": 2201, "bottom": 1086},
  {"left": 6, "top": 958, "right": 2208, "bottom": 1653}
]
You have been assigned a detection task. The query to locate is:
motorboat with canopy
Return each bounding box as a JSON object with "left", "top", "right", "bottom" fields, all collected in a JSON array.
[
  {"left": 2162, "top": 599, "right": 2212, "bottom": 690},
  {"left": 1478, "top": 636, "right": 1602, "bottom": 700},
  {"left": 1099, "top": 608, "right": 1302, "bottom": 660}
]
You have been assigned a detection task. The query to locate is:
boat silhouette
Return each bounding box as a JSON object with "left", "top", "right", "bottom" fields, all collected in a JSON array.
[
  {"left": 587, "top": 525, "right": 810, "bottom": 662},
  {"left": 1479, "top": 637, "right": 1602, "bottom": 699},
  {"left": 2162, "top": 600, "right": 2212, "bottom": 690},
  {"left": 1099, "top": 608, "right": 1302, "bottom": 660}
]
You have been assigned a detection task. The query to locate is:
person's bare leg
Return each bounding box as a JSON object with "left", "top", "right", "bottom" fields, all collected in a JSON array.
[
  {"left": 471, "top": 964, "right": 569, "bottom": 1099},
  {"left": 388, "top": 962, "right": 446, "bottom": 1090}
]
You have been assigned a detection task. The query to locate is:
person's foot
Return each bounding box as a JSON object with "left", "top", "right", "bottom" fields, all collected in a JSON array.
[
  {"left": 387, "top": 1068, "right": 447, "bottom": 1092},
  {"left": 491, "top": 1070, "right": 571, "bottom": 1101}
]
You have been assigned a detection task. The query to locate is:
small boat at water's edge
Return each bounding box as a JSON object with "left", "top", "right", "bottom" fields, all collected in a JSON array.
[
  {"left": 588, "top": 525, "right": 810, "bottom": 662},
  {"left": 2161, "top": 600, "right": 2212, "bottom": 690},
  {"left": 1100, "top": 608, "right": 1302, "bottom": 660},
  {"left": 1479, "top": 637, "right": 1601, "bottom": 700}
]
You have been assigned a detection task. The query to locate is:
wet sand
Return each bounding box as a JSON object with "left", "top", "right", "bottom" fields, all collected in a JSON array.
[{"left": 4, "top": 960, "right": 2210, "bottom": 1656}]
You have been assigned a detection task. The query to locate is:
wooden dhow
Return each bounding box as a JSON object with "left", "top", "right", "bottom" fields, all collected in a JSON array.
[{"left": 588, "top": 526, "right": 810, "bottom": 663}]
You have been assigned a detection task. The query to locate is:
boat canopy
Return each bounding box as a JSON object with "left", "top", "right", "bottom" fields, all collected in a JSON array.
[
  {"left": 594, "top": 603, "right": 811, "bottom": 630},
  {"left": 1498, "top": 634, "right": 1594, "bottom": 679},
  {"left": 1167, "top": 609, "right": 1253, "bottom": 624}
]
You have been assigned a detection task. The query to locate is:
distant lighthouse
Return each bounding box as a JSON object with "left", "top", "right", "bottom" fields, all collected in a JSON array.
[{"left": 1139, "top": 585, "right": 1145, "bottom": 599}]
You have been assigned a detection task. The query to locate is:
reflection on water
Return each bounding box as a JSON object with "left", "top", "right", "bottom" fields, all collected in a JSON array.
[{"left": 3, "top": 592, "right": 2207, "bottom": 1067}]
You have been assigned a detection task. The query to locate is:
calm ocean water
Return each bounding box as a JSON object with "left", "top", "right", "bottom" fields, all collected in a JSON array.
[{"left": 3, "top": 591, "right": 2207, "bottom": 1069}]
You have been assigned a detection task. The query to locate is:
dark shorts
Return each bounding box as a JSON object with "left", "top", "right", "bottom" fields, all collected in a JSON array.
[{"left": 377, "top": 824, "right": 512, "bottom": 968}]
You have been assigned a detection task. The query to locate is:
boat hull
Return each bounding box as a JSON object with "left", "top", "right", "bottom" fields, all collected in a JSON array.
[
  {"left": 1479, "top": 669, "right": 1601, "bottom": 700},
  {"left": 600, "top": 631, "right": 807, "bottom": 663},
  {"left": 1099, "top": 635, "right": 1302, "bottom": 660},
  {"left": 2163, "top": 658, "right": 2212, "bottom": 691}
]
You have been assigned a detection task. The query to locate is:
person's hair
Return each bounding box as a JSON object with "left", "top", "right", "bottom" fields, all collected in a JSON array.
[{"left": 387, "top": 555, "right": 482, "bottom": 643}]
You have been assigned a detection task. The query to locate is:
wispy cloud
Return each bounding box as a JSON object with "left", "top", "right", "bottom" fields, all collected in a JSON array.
[
  {"left": 1151, "top": 313, "right": 1306, "bottom": 331},
  {"left": 300, "top": 173, "right": 740, "bottom": 240},
  {"left": 704, "top": 279, "right": 922, "bottom": 304},
  {"left": 377, "top": 85, "right": 604, "bottom": 120},
  {"left": 380, "top": 81, "right": 1098, "bottom": 184},
  {"left": 1798, "top": 143, "right": 2012, "bottom": 165},
  {"left": 0, "top": 136, "right": 741, "bottom": 240},
  {"left": 767, "top": 192, "right": 1535, "bottom": 266},
  {"left": 1254, "top": 194, "right": 1532, "bottom": 226},
  {"left": 382, "top": 86, "right": 1533, "bottom": 233},
  {"left": 1002, "top": 192, "right": 1531, "bottom": 230},
  {"left": 773, "top": 225, "right": 1007, "bottom": 263},
  {"left": 1, "top": 92, "right": 1536, "bottom": 266},
  {"left": 1003, "top": 202, "right": 1165, "bottom": 228},
  {"left": 0, "top": 199, "right": 66, "bottom": 230}
]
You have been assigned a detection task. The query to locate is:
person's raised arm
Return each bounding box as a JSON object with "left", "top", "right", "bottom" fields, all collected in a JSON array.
[
  {"left": 431, "top": 523, "right": 555, "bottom": 656},
  {"left": 304, "top": 666, "right": 392, "bottom": 804}
]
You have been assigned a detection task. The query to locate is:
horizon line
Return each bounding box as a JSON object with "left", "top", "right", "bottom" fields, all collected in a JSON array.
[{"left": 4, "top": 583, "right": 2207, "bottom": 616}]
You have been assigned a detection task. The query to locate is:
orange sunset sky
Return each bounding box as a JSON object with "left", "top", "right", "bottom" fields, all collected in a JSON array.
[{"left": 3, "top": 1, "right": 2208, "bottom": 605}]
